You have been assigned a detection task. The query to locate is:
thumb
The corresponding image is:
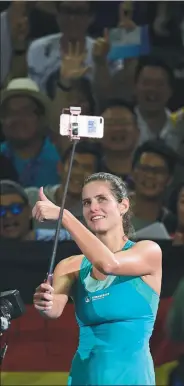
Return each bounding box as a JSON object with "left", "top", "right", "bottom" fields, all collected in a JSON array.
[{"left": 39, "top": 187, "right": 48, "bottom": 201}]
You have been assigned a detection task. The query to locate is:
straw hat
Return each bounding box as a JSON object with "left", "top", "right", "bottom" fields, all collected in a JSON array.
[{"left": 1, "top": 78, "right": 49, "bottom": 114}]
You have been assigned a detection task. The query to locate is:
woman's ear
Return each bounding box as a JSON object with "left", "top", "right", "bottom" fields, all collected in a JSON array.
[{"left": 119, "top": 198, "right": 129, "bottom": 215}]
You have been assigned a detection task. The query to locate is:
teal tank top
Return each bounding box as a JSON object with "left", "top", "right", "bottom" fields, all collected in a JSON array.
[{"left": 68, "top": 240, "right": 160, "bottom": 385}]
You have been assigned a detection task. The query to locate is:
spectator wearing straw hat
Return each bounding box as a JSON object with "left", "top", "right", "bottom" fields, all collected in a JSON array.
[{"left": 0, "top": 78, "right": 61, "bottom": 188}]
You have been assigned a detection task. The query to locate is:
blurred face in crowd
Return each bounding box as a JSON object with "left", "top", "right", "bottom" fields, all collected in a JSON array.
[
  {"left": 135, "top": 66, "right": 172, "bottom": 113},
  {"left": 0, "top": 194, "right": 31, "bottom": 240},
  {"left": 56, "top": 1, "right": 92, "bottom": 40},
  {"left": 68, "top": 88, "right": 93, "bottom": 116},
  {"left": 177, "top": 187, "right": 184, "bottom": 228},
  {"left": 63, "top": 152, "right": 97, "bottom": 196},
  {"left": 2, "top": 96, "right": 43, "bottom": 148},
  {"left": 133, "top": 152, "right": 171, "bottom": 199},
  {"left": 102, "top": 106, "right": 139, "bottom": 153}
]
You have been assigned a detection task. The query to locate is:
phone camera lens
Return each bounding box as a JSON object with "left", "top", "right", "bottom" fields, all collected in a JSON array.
[{"left": 72, "top": 128, "right": 78, "bottom": 136}]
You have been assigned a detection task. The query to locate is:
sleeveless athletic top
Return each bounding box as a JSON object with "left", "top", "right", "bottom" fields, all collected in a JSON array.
[{"left": 68, "top": 240, "right": 159, "bottom": 385}]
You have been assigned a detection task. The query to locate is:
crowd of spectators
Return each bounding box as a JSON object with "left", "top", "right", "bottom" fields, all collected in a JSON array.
[{"left": 1, "top": 1, "right": 184, "bottom": 246}]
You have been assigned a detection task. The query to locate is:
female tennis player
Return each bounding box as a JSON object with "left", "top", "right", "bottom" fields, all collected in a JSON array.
[{"left": 33, "top": 172, "right": 162, "bottom": 385}]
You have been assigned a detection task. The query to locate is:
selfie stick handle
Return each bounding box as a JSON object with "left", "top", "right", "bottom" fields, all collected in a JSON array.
[{"left": 46, "top": 107, "right": 81, "bottom": 284}]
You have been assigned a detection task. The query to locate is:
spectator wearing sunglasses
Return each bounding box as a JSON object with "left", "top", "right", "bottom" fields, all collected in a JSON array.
[{"left": 0, "top": 180, "right": 71, "bottom": 241}]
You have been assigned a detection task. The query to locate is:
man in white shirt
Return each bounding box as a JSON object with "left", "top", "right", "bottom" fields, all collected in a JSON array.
[{"left": 27, "top": 1, "right": 96, "bottom": 94}]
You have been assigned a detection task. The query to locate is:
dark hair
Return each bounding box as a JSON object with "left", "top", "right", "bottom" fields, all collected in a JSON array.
[
  {"left": 55, "top": 1, "right": 94, "bottom": 13},
  {"left": 0, "top": 180, "right": 29, "bottom": 205},
  {"left": 168, "top": 182, "right": 184, "bottom": 215},
  {"left": 134, "top": 56, "right": 175, "bottom": 88},
  {"left": 83, "top": 172, "right": 134, "bottom": 236},
  {"left": 72, "top": 78, "right": 96, "bottom": 116},
  {"left": 132, "top": 139, "right": 178, "bottom": 174},
  {"left": 63, "top": 141, "right": 101, "bottom": 171},
  {"left": 99, "top": 98, "right": 136, "bottom": 119}
]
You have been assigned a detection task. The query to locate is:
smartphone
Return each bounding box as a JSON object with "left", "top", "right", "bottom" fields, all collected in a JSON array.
[{"left": 60, "top": 114, "right": 104, "bottom": 139}]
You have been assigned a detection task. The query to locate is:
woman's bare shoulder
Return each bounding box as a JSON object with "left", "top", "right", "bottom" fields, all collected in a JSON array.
[{"left": 54, "top": 254, "right": 84, "bottom": 277}]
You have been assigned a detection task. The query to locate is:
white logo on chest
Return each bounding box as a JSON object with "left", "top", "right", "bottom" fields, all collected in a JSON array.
[{"left": 85, "top": 292, "right": 110, "bottom": 303}]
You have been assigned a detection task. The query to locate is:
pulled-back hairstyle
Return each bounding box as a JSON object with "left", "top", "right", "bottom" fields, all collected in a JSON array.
[{"left": 83, "top": 172, "right": 134, "bottom": 237}]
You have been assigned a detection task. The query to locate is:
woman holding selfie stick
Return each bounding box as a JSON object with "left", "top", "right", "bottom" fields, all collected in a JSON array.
[{"left": 33, "top": 172, "right": 162, "bottom": 386}]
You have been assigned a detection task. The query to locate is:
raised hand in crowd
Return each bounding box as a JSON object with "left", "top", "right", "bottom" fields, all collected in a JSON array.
[
  {"left": 60, "top": 42, "right": 91, "bottom": 82},
  {"left": 92, "top": 28, "right": 110, "bottom": 64},
  {"left": 118, "top": 1, "right": 137, "bottom": 31}
]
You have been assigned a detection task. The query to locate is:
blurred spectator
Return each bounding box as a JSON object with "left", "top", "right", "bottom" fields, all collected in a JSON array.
[
  {"left": 99, "top": 99, "right": 139, "bottom": 189},
  {"left": 169, "top": 182, "right": 184, "bottom": 245},
  {"left": 0, "top": 153, "right": 18, "bottom": 181},
  {"left": 27, "top": 1, "right": 95, "bottom": 93},
  {"left": 153, "top": 2, "right": 184, "bottom": 47},
  {"left": 0, "top": 179, "right": 71, "bottom": 241},
  {"left": 134, "top": 56, "right": 181, "bottom": 151},
  {"left": 171, "top": 107, "right": 184, "bottom": 159},
  {"left": 26, "top": 141, "right": 101, "bottom": 229},
  {"left": 170, "top": 108, "right": 184, "bottom": 187},
  {"left": 27, "top": 1, "right": 111, "bottom": 103},
  {"left": 1, "top": 2, "right": 34, "bottom": 87},
  {"left": 131, "top": 139, "right": 177, "bottom": 233},
  {"left": 0, "top": 1, "right": 29, "bottom": 87},
  {"left": 0, "top": 78, "right": 60, "bottom": 188},
  {"left": 0, "top": 1, "right": 59, "bottom": 87}
]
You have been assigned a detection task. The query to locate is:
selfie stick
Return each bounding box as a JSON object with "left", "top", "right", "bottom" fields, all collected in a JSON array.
[{"left": 46, "top": 107, "right": 81, "bottom": 285}]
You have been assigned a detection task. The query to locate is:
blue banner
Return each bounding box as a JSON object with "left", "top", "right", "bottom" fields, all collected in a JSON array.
[{"left": 108, "top": 25, "right": 150, "bottom": 61}]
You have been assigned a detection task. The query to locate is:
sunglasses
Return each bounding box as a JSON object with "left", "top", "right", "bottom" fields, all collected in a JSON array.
[{"left": 0, "top": 203, "right": 26, "bottom": 217}]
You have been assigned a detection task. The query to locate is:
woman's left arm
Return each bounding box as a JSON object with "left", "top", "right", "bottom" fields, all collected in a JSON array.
[{"left": 63, "top": 210, "right": 162, "bottom": 276}]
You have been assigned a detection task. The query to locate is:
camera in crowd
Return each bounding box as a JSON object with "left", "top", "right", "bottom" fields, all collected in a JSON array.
[
  {"left": 0, "top": 289, "right": 25, "bottom": 333},
  {"left": 0, "top": 290, "right": 25, "bottom": 364}
]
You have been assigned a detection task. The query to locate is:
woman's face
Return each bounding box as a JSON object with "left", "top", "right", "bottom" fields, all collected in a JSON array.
[
  {"left": 82, "top": 180, "right": 129, "bottom": 234},
  {"left": 177, "top": 187, "right": 184, "bottom": 227}
]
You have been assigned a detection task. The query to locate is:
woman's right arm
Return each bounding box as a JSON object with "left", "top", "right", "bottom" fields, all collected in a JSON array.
[{"left": 33, "top": 254, "right": 83, "bottom": 319}]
